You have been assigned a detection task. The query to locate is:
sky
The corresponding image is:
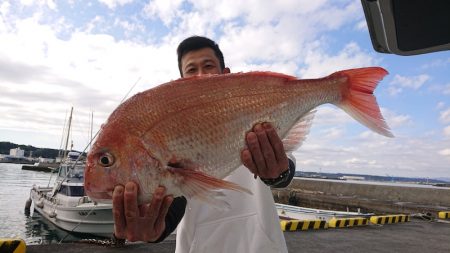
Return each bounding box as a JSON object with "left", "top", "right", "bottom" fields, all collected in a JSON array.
[{"left": 0, "top": 0, "right": 449, "bottom": 179}]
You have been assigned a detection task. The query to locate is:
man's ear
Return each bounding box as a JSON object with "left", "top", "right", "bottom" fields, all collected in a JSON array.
[{"left": 223, "top": 67, "right": 230, "bottom": 74}]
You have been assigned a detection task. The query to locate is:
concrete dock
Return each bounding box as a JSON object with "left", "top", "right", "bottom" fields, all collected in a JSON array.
[
  {"left": 26, "top": 219, "right": 450, "bottom": 253},
  {"left": 274, "top": 178, "right": 450, "bottom": 215}
]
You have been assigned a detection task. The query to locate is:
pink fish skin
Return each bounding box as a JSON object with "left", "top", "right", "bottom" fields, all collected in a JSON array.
[{"left": 84, "top": 67, "right": 392, "bottom": 205}]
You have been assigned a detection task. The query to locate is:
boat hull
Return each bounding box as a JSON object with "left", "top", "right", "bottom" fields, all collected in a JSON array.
[{"left": 31, "top": 186, "right": 114, "bottom": 237}]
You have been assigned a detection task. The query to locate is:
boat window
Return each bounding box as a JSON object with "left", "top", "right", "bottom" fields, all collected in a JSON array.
[
  {"left": 58, "top": 166, "right": 67, "bottom": 178},
  {"left": 58, "top": 185, "right": 68, "bottom": 195},
  {"left": 67, "top": 166, "right": 84, "bottom": 179},
  {"left": 68, "top": 186, "right": 85, "bottom": 197}
]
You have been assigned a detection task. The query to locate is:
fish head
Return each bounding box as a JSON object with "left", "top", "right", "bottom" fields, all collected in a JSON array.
[{"left": 84, "top": 124, "right": 162, "bottom": 204}]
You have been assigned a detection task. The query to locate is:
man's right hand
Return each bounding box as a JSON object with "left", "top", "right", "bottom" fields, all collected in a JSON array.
[{"left": 112, "top": 182, "right": 174, "bottom": 242}]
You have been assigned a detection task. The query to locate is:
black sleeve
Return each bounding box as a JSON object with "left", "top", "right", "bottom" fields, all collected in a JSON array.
[
  {"left": 269, "top": 158, "right": 296, "bottom": 188},
  {"left": 152, "top": 196, "right": 187, "bottom": 243}
]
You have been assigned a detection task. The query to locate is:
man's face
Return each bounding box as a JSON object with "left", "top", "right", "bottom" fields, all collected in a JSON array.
[{"left": 180, "top": 47, "right": 223, "bottom": 77}]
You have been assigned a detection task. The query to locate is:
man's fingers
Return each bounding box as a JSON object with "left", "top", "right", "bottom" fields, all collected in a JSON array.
[
  {"left": 255, "top": 124, "right": 277, "bottom": 177},
  {"left": 264, "top": 123, "right": 289, "bottom": 174},
  {"left": 246, "top": 130, "right": 267, "bottom": 174},
  {"left": 154, "top": 196, "right": 173, "bottom": 235},
  {"left": 241, "top": 148, "right": 257, "bottom": 176},
  {"left": 112, "top": 185, "right": 127, "bottom": 239},
  {"left": 124, "top": 182, "right": 139, "bottom": 241},
  {"left": 145, "top": 187, "right": 165, "bottom": 225}
]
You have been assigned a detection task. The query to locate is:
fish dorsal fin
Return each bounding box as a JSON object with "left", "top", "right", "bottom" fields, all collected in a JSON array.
[{"left": 282, "top": 110, "right": 316, "bottom": 153}]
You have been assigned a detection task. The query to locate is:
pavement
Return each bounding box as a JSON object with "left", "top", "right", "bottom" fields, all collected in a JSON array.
[{"left": 26, "top": 218, "right": 450, "bottom": 253}]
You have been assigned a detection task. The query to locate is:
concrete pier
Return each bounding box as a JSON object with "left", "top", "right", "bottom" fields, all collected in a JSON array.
[{"left": 273, "top": 177, "right": 450, "bottom": 215}]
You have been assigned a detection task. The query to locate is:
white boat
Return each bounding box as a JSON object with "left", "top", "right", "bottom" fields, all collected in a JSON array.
[
  {"left": 29, "top": 151, "right": 114, "bottom": 237},
  {"left": 276, "top": 203, "right": 373, "bottom": 221}
]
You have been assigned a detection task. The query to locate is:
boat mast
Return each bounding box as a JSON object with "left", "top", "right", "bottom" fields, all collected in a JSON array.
[{"left": 63, "top": 107, "right": 73, "bottom": 160}]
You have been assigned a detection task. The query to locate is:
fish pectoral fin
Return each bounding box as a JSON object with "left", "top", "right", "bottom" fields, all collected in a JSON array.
[
  {"left": 282, "top": 110, "right": 316, "bottom": 153},
  {"left": 168, "top": 166, "right": 252, "bottom": 207}
]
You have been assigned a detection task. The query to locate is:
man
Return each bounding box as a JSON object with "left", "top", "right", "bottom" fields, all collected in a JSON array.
[{"left": 112, "top": 36, "right": 296, "bottom": 252}]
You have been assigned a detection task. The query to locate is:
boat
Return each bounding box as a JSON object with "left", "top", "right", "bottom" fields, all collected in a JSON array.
[
  {"left": 276, "top": 203, "right": 373, "bottom": 221},
  {"left": 22, "top": 162, "right": 60, "bottom": 173},
  {"left": 29, "top": 151, "right": 114, "bottom": 237},
  {"left": 27, "top": 107, "right": 113, "bottom": 238}
]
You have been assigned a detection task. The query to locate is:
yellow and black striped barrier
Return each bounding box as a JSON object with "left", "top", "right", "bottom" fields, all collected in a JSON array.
[
  {"left": 438, "top": 211, "right": 450, "bottom": 219},
  {"left": 0, "top": 238, "right": 26, "bottom": 253},
  {"left": 328, "top": 217, "right": 369, "bottom": 228},
  {"left": 280, "top": 219, "right": 328, "bottom": 231},
  {"left": 369, "top": 214, "right": 410, "bottom": 225}
]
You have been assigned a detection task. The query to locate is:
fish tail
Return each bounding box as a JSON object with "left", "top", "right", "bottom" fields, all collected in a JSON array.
[{"left": 332, "top": 67, "right": 394, "bottom": 137}]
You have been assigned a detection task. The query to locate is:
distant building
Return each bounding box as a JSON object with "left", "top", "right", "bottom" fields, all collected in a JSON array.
[{"left": 10, "top": 148, "right": 25, "bottom": 157}]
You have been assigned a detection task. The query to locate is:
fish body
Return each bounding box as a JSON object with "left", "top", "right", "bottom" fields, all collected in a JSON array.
[{"left": 85, "top": 67, "right": 392, "bottom": 205}]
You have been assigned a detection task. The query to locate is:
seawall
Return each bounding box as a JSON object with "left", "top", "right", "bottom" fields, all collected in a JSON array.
[{"left": 273, "top": 177, "right": 450, "bottom": 215}]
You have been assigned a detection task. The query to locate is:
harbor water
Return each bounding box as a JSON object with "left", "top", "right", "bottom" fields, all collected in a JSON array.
[{"left": 0, "top": 163, "right": 101, "bottom": 245}]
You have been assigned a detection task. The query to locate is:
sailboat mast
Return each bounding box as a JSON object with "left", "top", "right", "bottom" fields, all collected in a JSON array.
[{"left": 63, "top": 107, "right": 73, "bottom": 160}]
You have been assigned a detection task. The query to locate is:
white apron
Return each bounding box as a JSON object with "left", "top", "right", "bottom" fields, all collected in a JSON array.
[{"left": 175, "top": 166, "right": 288, "bottom": 253}]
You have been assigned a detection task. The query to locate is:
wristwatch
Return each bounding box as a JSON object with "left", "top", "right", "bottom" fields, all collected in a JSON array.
[{"left": 261, "top": 158, "right": 295, "bottom": 187}]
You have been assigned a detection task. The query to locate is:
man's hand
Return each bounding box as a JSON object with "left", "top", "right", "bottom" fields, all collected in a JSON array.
[
  {"left": 112, "top": 182, "right": 173, "bottom": 242},
  {"left": 241, "top": 123, "right": 289, "bottom": 179}
]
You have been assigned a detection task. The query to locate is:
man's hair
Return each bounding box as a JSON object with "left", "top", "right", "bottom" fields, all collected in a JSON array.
[{"left": 177, "top": 36, "right": 225, "bottom": 76}]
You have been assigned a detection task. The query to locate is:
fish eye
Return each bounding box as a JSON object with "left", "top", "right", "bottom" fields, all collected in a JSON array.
[{"left": 98, "top": 153, "right": 115, "bottom": 167}]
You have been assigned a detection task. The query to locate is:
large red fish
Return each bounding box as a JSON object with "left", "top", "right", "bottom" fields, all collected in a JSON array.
[{"left": 85, "top": 67, "right": 393, "bottom": 205}]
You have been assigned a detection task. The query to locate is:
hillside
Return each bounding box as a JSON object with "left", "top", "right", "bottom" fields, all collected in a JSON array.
[{"left": 0, "top": 141, "right": 61, "bottom": 159}]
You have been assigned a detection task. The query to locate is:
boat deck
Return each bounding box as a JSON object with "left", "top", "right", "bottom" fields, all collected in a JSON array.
[{"left": 26, "top": 218, "right": 450, "bottom": 253}]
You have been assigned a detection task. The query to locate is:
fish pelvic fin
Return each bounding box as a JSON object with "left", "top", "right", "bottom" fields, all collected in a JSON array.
[
  {"left": 169, "top": 166, "right": 252, "bottom": 207},
  {"left": 332, "top": 67, "right": 394, "bottom": 138},
  {"left": 282, "top": 110, "right": 316, "bottom": 153}
]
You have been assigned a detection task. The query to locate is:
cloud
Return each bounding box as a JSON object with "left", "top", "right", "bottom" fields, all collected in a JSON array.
[
  {"left": 143, "top": 0, "right": 184, "bottom": 26},
  {"left": 387, "top": 86, "right": 402, "bottom": 96},
  {"left": 421, "top": 57, "right": 450, "bottom": 69},
  {"left": 300, "top": 42, "right": 378, "bottom": 78},
  {"left": 322, "top": 127, "right": 345, "bottom": 139},
  {"left": 444, "top": 126, "right": 450, "bottom": 138},
  {"left": 444, "top": 83, "right": 450, "bottom": 95},
  {"left": 382, "top": 109, "right": 412, "bottom": 128},
  {"left": 439, "top": 149, "right": 450, "bottom": 156},
  {"left": 437, "top": 102, "right": 446, "bottom": 110},
  {"left": 97, "top": 0, "right": 133, "bottom": 9},
  {"left": 389, "top": 74, "right": 430, "bottom": 91},
  {"left": 440, "top": 108, "right": 450, "bottom": 124},
  {"left": 355, "top": 20, "right": 367, "bottom": 31}
]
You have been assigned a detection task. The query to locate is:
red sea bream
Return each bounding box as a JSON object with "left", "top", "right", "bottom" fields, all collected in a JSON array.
[{"left": 84, "top": 67, "right": 393, "bottom": 205}]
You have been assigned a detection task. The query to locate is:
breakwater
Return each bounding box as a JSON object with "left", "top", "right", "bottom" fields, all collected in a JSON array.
[{"left": 273, "top": 177, "right": 450, "bottom": 215}]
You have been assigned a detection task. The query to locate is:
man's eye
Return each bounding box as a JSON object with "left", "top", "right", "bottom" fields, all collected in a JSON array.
[{"left": 186, "top": 68, "right": 196, "bottom": 73}]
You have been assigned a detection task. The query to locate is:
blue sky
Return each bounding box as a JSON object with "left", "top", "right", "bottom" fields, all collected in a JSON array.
[{"left": 0, "top": 0, "right": 449, "bottom": 179}]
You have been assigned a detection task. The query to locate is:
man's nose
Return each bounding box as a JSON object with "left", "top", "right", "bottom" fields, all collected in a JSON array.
[{"left": 197, "top": 68, "right": 206, "bottom": 76}]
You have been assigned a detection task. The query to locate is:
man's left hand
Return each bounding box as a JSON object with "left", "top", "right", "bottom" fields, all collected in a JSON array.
[{"left": 241, "top": 123, "right": 289, "bottom": 179}]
